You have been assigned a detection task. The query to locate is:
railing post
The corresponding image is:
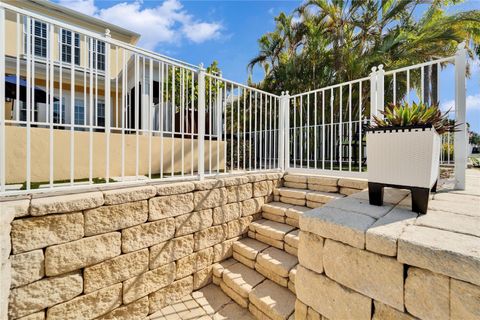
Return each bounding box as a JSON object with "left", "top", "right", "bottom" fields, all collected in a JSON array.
[
  {"left": 282, "top": 91, "right": 291, "bottom": 171},
  {"left": 0, "top": 6, "right": 5, "bottom": 193},
  {"left": 369, "top": 66, "right": 378, "bottom": 120},
  {"left": 454, "top": 42, "right": 467, "bottom": 190},
  {"left": 278, "top": 92, "right": 285, "bottom": 170},
  {"left": 376, "top": 64, "right": 385, "bottom": 114},
  {"left": 198, "top": 64, "right": 206, "bottom": 180},
  {"left": 105, "top": 29, "right": 111, "bottom": 184}
]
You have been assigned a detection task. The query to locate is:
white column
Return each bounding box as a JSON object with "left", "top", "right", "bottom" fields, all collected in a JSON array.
[
  {"left": 376, "top": 65, "right": 385, "bottom": 114},
  {"left": 0, "top": 7, "right": 5, "bottom": 193},
  {"left": 278, "top": 92, "right": 285, "bottom": 170},
  {"left": 454, "top": 42, "right": 467, "bottom": 190},
  {"left": 369, "top": 66, "right": 378, "bottom": 120},
  {"left": 197, "top": 64, "right": 206, "bottom": 180},
  {"left": 105, "top": 29, "right": 111, "bottom": 183},
  {"left": 283, "top": 91, "right": 291, "bottom": 170}
]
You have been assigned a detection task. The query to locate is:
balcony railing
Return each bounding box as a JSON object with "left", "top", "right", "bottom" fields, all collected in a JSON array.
[{"left": 0, "top": 2, "right": 468, "bottom": 196}]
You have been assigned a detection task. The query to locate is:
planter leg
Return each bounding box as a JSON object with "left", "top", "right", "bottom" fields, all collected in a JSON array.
[
  {"left": 431, "top": 179, "right": 438, "bottom": 193},
  {"left": 411, "top": 187, "right": 430, "bottom": 215},
  {"left": 368, "top": 182, "right": 384, "bottom": 206}
]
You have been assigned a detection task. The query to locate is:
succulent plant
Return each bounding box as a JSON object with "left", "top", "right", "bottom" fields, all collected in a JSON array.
[{"left": 371, "top": 102, "right": 457, "bottom": 134}]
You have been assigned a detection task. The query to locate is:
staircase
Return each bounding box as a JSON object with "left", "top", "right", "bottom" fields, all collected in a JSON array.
[{"left": 211, "top": 174, "right": 366, "bottom": 320}]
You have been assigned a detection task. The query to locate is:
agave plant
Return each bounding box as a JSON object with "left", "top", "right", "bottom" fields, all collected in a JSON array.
[{"left": 371, "top": 102, "right": 457, "bottom": 134}]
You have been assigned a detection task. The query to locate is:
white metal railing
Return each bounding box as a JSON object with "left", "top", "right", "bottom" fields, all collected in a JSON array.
[{"left": 0, "top": 2, "right": 468, "bottom": 196}]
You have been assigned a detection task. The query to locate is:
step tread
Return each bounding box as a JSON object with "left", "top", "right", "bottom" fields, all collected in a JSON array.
[
  {"left": 275, "top": 187, "right": 308, "bottom": 199},
  {"left": 249, "top": 219, "right": 297, "bottom": 240},
  {"left": 233, "top": 238, "right": 270, "bottom": 261},
  {"left": 222, "top": 262, "right": 265, "bottom": 298},
  {"left": 249, "top": 279, "right": 296, "bottom": 320},
  {"left": 262, "top": 202, "right": 294, "bottom": 216},
  {"left": 284, "top": 230, "right": 299, "bottom": 248},
  {"left": 305, "top": 191, "right": 344, "bottom": 203},
  {"left": 212, "top": 258, "right": 237, "bottom": 278},
  {"left": 285, "top": 206, "right": 310, "bottom": 220},
  {"left": 256, "top": 247, "right": 298, "bottom": 278}
]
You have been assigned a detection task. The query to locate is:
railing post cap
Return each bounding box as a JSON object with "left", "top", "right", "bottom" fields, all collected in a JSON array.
[
  {"left": 105, "top": 28, "right": 111, "bottom": 38},
  {"left": 457, "top": 41, "right": 466, "bottom": 50},
  {"left": 378, "top": 64, "right": 384, "bottom": 71},
  {"left": 281, "top": 91, "right": 285, "bottom": 96},
  {"left": 285, "top": 91, "right": 289, "bottom": 96},
  {"left": 371, "top": 66, "right": 377, "bottom": 73}
]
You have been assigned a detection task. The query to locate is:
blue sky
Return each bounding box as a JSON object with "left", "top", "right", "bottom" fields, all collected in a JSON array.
[{"left": 56, "top": 0, "right": 480, "bottom": 132}]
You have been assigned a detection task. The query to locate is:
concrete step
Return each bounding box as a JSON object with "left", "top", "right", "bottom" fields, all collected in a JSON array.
[
  {"left": 232, "top": 238, "right": 270, "bottom": 269},
  {"left": 249, "top": 279, "right": 296, "bottom": 320},
  {"left": 273, "top": 187, "right": 345, "bottom": 209},
  {"left": 256, "top": 247, "right": 298, "bottom": 288},
  {"left": 220, "top": 262, "right": 265, "bottom": 308},
  {"left": 261, "top": 202, "right": 311, "bottom": 227},
  {"left": 249, "top": 219, "right": 296, "bottom": 249}
]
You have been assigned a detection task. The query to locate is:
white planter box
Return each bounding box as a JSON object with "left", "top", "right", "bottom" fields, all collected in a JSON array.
[{"left": 367, "top": 127, "right": 441, "bottom": 189}]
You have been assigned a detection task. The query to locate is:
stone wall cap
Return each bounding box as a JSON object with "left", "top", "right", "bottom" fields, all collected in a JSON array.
[
  {"left": 30, "top": 191, "right": 104, "bottom": 216},
  {"left": 103, "top": 186, "right": 156, "bottom": 205}
]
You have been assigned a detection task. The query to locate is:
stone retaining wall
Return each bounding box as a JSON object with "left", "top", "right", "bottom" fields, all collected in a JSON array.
[
  {"left": 2, "top": 172, "right": 282, "bottom": 320},
  {"left": 296, "top": 188, "right": 480, "bottom": 320}
]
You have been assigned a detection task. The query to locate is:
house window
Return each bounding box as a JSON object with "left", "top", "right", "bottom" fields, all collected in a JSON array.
[
  {"left": 97, "top": 102, "right": 105, "bottom": 127},
  {"left": 24, "top": 20, "right": 48, "bottom": 58},
  {"left": 53, "top": 101, "right": 65, "bottom": 124},
  {"left": 74, "top": 100, "right": 85, "bottom": 125},
  {"left": 61, "top": 30, "right": 80, "bottom": 65},
  {"left": 89, "top": 40, "right": 106, "bottom": 71}
]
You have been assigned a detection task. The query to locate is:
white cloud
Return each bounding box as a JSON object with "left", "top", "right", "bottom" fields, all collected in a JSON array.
[
  {"left": 441, "top": 94, "right": 480, "bottom": 112},
  {"left": 57, "top": 0, "right": 222, "bottom": 49}
]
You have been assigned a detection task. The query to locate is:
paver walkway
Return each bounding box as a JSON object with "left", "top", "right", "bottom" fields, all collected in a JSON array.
[{"left": 148, "top": 284, "right": 254, "bottom": 320}]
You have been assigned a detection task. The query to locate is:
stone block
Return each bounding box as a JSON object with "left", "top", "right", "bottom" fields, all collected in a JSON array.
[
  {"left": 285, "top": 244, "right": 297, "bottom": 256},
  {"left": 427, "top": 197, "right": 479, "bottom": 217},
  {"left": 257, "top": 247, "right": 298, "bottom": 278},
  {"left": 47, "top": 283, "right": 122, "bottom": 320},
  {"left": 10, "top": 250, "right": 44, "bottom": 288},
  {"left": 212, "top": 258, "right": 237, "bottom": 278},
  {"left": 295, "top": 300, "right": 307, "bottom": 320},
  {"left": 226, "top": 216, "right": 252, "bottom": 239},
  {"left": 280, "top": 197, "right": 305, "bottom": 206},
  {"left": 323, "top": 239, "right": 404, "bottom": 311},
  {"left": 298, "top": 231, "right": 324, "bottom": 274},
  {"left": 366, "top": 207, "right": 417, "bottom": 256},
  {"left": 148, "top": 276, "right": 193, "bottom": 314},
  {"left": 416, "top": 209, "right": 480, "bottom": 238},
  {"left": 11, "top": 212, "right": 84, "bottom": 254},
  {"left": 249, "top": 280, "right": 296, "bottom": 320},
  {"left": 30, "top": 192, "right": 104, "bottom": 216},
  {"left": 306, "top": 192, "right": 343, "bottom": 204},
  {"left": 284, "top": 182, "right": 307, "bottom": 189},
  {"left": 122, "top": 218, "right": 175, "bottom": 253},
  {"left": 286, "top": 218, "right": 299, "bottom": 228},
  {"left": 194, "top": 179, "right": 225, "bottom": 191},
  {"left": 404, "top": 267, "right": 449, "bottom": 320},
  {"left": 84, "top": 201, "right": 148, "bottom": 236},
  {"left": 263, "top": 202, "right": 292, "bottom": 216},
  {"left": 213, "top": 203, "right": 242, "bottom": 225},
  {"left": 156, "top": 182, "right": 195, "bottom": 196},
  {"left": 307, "top": 184, "right": 338, "bottom": 193},
  {"left": 278, "top": 188, "right": 306, "bottom": 199},
  {"left": 300, "top": 207, "right": 375, "bottom": 249},
  {"left": 253, "top": 181, "right": 273, "bottom": 197},
  {"left": 84, "top": 249, "right": 148, "bottom": 293},
  {"left": 213, "top": 237, "right": 238, "bottom": 262},
  {"left": 194, "top": 266, "right": 213, "bottom": 290},
  {"left": 450, "top": 278, "right": 480, "bottom": 319},
  {"left": 233, "top": 238, "right": 269, "bottom": 260},
  {"left": 176, "top": 247, "right": 214, "bottom": 279},
  {"left": 97, "top": 296, "right": 149, "bottom": 320},
  {"left": 149, "top": 193, "right": 194, "bottom": 221},
  {"left": 103, "top": 186, "right": 156, "bottom": 205},
  {"left": 8, "top": 272, "right": 83, "bottom": 319},
  {"left": 123, "top": 262, "right": 176, "bottom": 304},
  {"left": 175, "top": 210, "right": 213, "bottom": 237},
  {"left": 263, "top": 212, "right": 286, "bottom": 223},
  {"left": 284, "top": 175, "right": 307, "bottom": 183},
  {"left": 284, "top": 230, "right": 299, "bottom": 248},
  {"left": 296, "top": 265, "right": 371, "bottom": 320},
  {"left": 194, "top": 225, "right": 227, "bottom": 251},
  {"left": 324, "top": 197, "right": 393, "bottom": 219},
  {"left": 306, "top": 201, "right": 322, "bottom": 209},
  {"left": 351, "top": 188, "right": 410, "bottom": 205},
  {"left": 256, "top": 233, "right": 283, "bottom": 249},
  {"left": 223, "top": 176, "right": 250, "bottom": 187},
  {"left": 252, "top": 219, "right": 296, "bottom": 240},
  {"left": 242, "top": 197, "right": 265, "bottom": 216},
  {"left": 398, "top": 225, "right": 480, "bottom": 286},
  {"left": 248, "top": 303, "right": 271, "bottom": 320},
  {"left": 220, "top": 281, "right": 249, "bottom": 308},
  {"left": 0, "top": 199, "right": 30, "bottom": 218},
  {"left": 150, "top": 235, "right": 194, "bottom": 269},
  {"left": 45, "top": 232, "right": 121, "bottom": 276},
  {"left": 255, "top": 263, "right": 288, "bottom": 287},
  {"left": 233, "top": 252, "right": 256, "bottom": 269},
  {"left": 16, "top": 311, "right": 45, "bottom": 320},
  {"left": 339, "top": 187, "right": 361, "bottom": 196},
  {"left": 194, "top": 188, "right": 228, "bottom": 210},
  {"left": 222, "top": 262, "right": 265, "bottom": 298},
  {"left": 307, "top": 176, "right": 338, "bottom": 186},
  {"left": 227, "top": 184, "right": 253, "bottom": 203},
  {"left": 338, "top": 178, "right": 368, "bottom": 190},
  {"left": 373, "top": 301, "right": 415, "bottom": 320}
]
